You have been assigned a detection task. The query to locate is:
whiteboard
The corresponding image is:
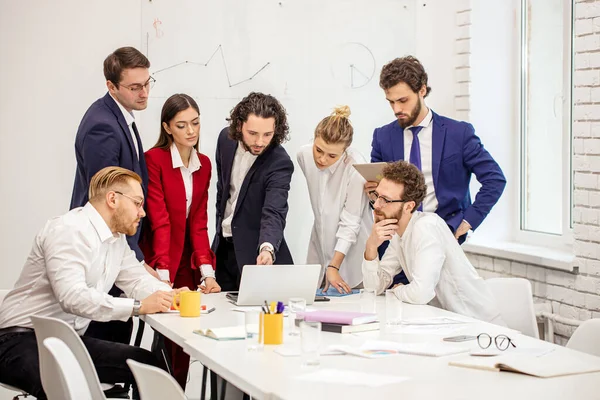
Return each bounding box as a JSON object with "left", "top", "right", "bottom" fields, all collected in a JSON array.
[{"left": 137, "top": 0, "right": 416, "bottom": 264}]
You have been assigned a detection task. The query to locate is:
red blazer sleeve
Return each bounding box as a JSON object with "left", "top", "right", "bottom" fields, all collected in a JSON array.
[
  {"left": 144, "top": 149, "right": 172, "bottom": 270},
  {"left": 190, "top": 154, "right": 216, "bottom": 269}
]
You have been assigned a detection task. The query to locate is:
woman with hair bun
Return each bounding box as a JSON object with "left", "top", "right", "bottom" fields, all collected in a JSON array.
[{"left": 297, "top": 106, "right": 373, "bottom": 293}]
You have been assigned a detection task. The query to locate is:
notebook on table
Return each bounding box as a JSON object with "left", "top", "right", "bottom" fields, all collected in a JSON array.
[
  {"left": 193, "top": 326, "right": 246, "bottom": 341},
  {"left": 321, "top": 322, "right": 380, "bottom": 334},
  {"left": 449, "top": 353, "right": 600, "bottom": 377},
  {"left": 298, "top": 310, "right": 378, "bottom": 325}
]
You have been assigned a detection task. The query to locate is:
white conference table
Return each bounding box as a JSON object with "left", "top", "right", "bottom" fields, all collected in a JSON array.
[{"left": 143, "top": 293, "right": 600, "bottom": 400}]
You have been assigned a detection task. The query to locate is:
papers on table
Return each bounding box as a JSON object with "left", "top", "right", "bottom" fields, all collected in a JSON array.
[
  {"left": 296, "top": 368, "right": 410, "bottom": 387},
  {"left": 316, "top": 287, "right": 360, "bottom": 297},
  {"left": 328, "top": 340, "right": 470, "bottom": 358},
  {"left": 401, "top": 316, "right": 473, "bottom": 325}
]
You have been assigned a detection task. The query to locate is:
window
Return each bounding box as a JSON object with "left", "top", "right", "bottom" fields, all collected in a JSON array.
[{"left": 519, "top": 0, "right": 573, "bottom": 239}]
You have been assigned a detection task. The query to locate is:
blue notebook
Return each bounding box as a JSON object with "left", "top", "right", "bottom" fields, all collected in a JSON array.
[{"left": 316, "top": 288, "right": 360, "bottom": 297}]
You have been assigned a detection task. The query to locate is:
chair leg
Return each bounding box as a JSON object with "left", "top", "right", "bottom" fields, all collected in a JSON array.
[
  {"left": 210, "top": 370, "right": 218, "bottom": 400},
  {"left": 219, "top": 375, "right": 227, "bottom": 400},
  {"left": 151, "top": 330, "right": 173, "bottom": 376},
  {"left": 200, "top": 366, "right": 207, "bottom": 400}
]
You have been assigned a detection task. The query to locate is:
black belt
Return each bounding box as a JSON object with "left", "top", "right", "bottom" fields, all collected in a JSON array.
[
  {"left": 0, "top": 326, "right": 34, "bottom": 336},
  {"left": 223, "top": 236, "right": 234, "bottom": 243}
]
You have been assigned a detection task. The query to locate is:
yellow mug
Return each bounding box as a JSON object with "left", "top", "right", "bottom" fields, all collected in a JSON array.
[
  {"left": 259, "top": 312, "right": 284, "bottom": 345},
  {"left": 173, "top": 291, "right": 201, "bottom": 317}
]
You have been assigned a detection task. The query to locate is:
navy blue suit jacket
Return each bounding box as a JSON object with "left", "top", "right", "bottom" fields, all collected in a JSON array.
[
  {"left": 211, "top": 128, "right": 294, "bottom": 270},
  {"left": 70, "top": 93, "right": 148, "bottom": 260},
  {"left": 371, "top": 111, "right": 506, "bottom": 235}
]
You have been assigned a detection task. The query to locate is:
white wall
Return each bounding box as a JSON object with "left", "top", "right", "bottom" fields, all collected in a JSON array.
[
  {"left": 468, "top": 0, "right": 519, "bottom": 242},
  {"left": 0, "top": 0, "right": 141, "bottom": 288},
  {"left": 0, "top": 0, "right": 461, "bottom": 289}
]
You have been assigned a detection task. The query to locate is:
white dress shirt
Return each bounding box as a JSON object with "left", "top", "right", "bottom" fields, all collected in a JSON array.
[
  {"left": 110, "top": 93, "right": 140, "bottom": 160},
  {"left": 221, "top": 142, "right": 274, "bottom": 253},
  {"left": 403, "top": 107, "right": 438, "bottom": 212},
  {"left": 0, "top": 203, "right": 171, "bottom": 334},
  {"left": 297, "top": 144, "right": 373, "bottom": 288},
  {"left": 169, "top": 144, "right": 214, "bottom": 279},
  {"left": 222, "top": 142, "right": 257, "bottom": 237},
  {"left": 362, "top": 212, "right": 503, "bottom": 324}
]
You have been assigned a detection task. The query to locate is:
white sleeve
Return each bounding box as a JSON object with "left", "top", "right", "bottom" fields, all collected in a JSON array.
[
  {"left": 393, "top": 223, "right": 445, "bottom": 304},
  {"left": 115, "top": 244, "right": 173, "bottom": 301},
  {"left": 361, "top": 236, "right": 402, "bottom": 295},
  {"left": 334, "top": 169, "right": 367, "bottom": 256},
  {"left": 44, "top": 226, "right": 134, "bottom": 322}
]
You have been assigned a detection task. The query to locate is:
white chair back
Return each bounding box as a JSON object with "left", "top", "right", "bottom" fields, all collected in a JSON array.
[
  {"left": 127, "top": 359, "right": 187, "bottom": 400},
  {"left": 567, "top": 318, "right": 600, "bottom": 357},
  {"left": 486, "top": 277, "right": 539, "bottom": 339},
  {"left": 43, "top": 337, "right": 93, "bottom": 400},
  {"left": 31, "top": 315, "right": 107, "bottom": 400}
]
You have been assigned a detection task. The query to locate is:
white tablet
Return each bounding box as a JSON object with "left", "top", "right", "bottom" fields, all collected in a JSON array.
[{"left": 352, "top": 162, "right": 387, "bottom": 182}]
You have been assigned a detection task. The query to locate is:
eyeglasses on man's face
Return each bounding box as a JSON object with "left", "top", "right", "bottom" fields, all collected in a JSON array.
[
  {"left": 368, "top": 190, "right": 405, "bottom": 209},
  {"left": 477, "top": 333, "right": 516, "bottom": 351},
  {"left": 115, "top": 191, "right": 144, "bottom": 209},
  {"left": 118, "top": 76, "right": 156, "bottom": 93}
]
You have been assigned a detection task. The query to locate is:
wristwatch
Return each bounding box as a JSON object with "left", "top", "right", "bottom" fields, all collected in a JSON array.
[
  {"left": 260, "top": 246, "right": 276, "bottom": 263},
  {"left": 132, "top": 300, "right": 142, "bottom": 317}
]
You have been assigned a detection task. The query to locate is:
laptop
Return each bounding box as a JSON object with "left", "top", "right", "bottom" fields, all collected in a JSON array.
[{"left": 225, "top": 264, "right": 321, "bottom": 306}]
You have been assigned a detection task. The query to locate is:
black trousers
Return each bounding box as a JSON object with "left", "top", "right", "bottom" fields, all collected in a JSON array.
[
  {"left": 215, "top": 236, "right": 242, "bottom": 292},
  {"left": 84, "top": 285, "right": 133, "bottom": 345},
  {"left": 0, "top": 329, "right": 166, "bottom": 400}
]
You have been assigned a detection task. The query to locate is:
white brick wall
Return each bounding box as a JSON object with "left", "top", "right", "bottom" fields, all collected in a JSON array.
[{"left": 463, "top": 0, "right": 600, "bottom": 345}]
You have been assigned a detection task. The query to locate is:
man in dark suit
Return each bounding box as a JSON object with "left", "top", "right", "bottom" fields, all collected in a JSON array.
[
  {"left": 366, "top": 56, "right": 506, "bottom": 285},
  {"left": 70, "top": 47, "right": 158, "bottom": 367},
  {"left": 212, "top": 92, "right": 294, "bottom": 291}
]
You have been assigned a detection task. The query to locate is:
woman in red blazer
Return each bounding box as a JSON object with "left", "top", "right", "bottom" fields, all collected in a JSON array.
[{"left": 140, "top": 93, "right": 220, "bottom": 389}]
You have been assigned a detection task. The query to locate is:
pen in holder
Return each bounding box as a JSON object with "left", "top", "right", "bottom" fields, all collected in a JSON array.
[{"left": 259, "top": 312, "right": 284, "bottom": 345}]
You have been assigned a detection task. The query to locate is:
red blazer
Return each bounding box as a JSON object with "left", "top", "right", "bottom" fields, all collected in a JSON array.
[{"left": 140, "top": 147, "right": 215, "bottom": 282}]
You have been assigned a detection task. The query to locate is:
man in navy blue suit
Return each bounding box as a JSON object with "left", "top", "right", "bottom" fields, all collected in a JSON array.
[
  {"left": 70, "top": 47, "right": 159, "bottom": 369},
  {"left": 71, "top": 47, "right": 154, "bottom": 263},
  {"left": 212, "top": 92, "right": 294, "bottom": 291},
  {"left": 366, "top": 56, "right": 506, "bottom": 285}
]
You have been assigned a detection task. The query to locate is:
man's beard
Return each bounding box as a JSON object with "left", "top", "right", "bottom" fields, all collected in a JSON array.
[
  {"left": 111, "top": 208, "right": 139, "bottom": 236},
  {"left": 396, "top": 99, "right": 422, "bottom": 129},
  {"left": 241, "top": 138, "right": 268, "bottom": 155},
  {"left": 374, "top": 208, "right": 402, "bottom": 223}
]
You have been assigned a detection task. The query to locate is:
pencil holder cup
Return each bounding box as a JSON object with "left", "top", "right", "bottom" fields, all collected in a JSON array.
[{"left": 259, "top": 312, "right": 284, "bottom": 345}]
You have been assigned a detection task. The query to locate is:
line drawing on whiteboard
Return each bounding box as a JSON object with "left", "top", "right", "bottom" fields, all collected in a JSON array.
[
  {"left": 330, "top": 42, "right": 376, "bottom": 89},
  {"left": 150, "top": 43, "right": 271, "bottom": 88}
]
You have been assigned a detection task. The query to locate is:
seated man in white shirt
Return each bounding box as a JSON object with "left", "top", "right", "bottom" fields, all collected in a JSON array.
[
  {"left": 362, "top": 161, "right": 503, "bottom": 324},
  {"left": 0, "top": 166, "right": 187, "bottom": 400}
]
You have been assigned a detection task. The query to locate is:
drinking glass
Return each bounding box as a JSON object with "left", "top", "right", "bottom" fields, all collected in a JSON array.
[
  {"left": 385, "top": 289, "right": 403, "bottom": 332},
  {"left": 360, "top": 288, "right": 377, "bottom": 314},
  {"left": 244, "top": 311, "right": 264, "bottom": 351},
  {"left": 300, "top": 321, "right": 321, "bottom": 367},
  {"left": 288, "top": 297, "right": 306, "bottom": 336}
]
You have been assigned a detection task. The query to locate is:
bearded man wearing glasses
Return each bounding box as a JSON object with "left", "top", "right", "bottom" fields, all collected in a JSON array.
[{"left": 362, "top": 161, "right": 504, "bottom": 324}]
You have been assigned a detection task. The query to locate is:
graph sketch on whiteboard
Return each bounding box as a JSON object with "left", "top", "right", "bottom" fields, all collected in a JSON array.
[
  {"left": 330, "top": 42, "right": 376, "bottom": 89},
  {"left": 150, "top": 44, "right": 271, "bottom": 88}
]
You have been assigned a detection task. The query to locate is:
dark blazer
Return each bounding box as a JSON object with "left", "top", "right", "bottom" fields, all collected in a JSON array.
[
  {"left": 70, "top": 92, "right": 148, "bottom": 260},
  {"left": 139, "top": 147, "right": 215, "bottom": 283},
  {"left": 371, "top": 111, "right": 506, "bottom": 234},
  {"left": 211, "top": 128, "right": 294, "bottom": 270}
]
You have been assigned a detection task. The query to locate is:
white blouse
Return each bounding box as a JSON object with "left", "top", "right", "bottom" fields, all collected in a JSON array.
[
  {"left": 297, "top": 144, "right": 373, "bottom": 288},
  {"left": 170, "top": 143, "right": 201, "bottom": 218}
]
